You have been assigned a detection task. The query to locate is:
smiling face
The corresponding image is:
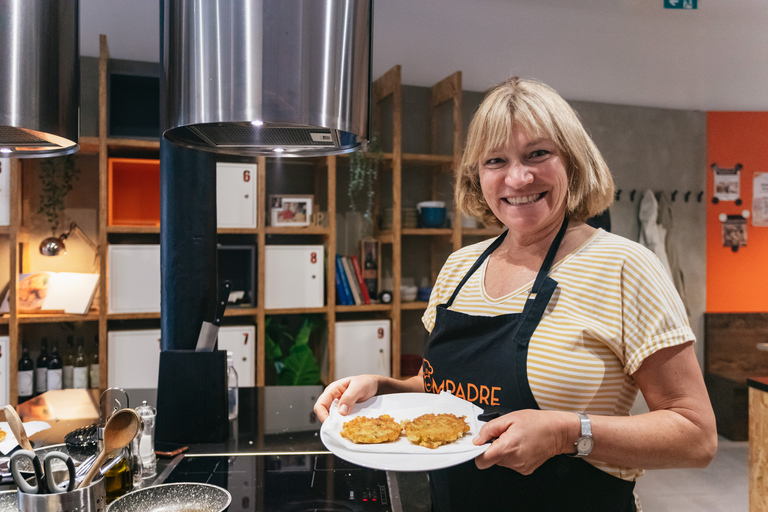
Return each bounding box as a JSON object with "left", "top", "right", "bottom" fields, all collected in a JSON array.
[{"left": 478, "top": 125, "right": 569, "bottom": 241}]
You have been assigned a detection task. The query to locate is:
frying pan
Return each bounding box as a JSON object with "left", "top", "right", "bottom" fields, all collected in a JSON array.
[{"left": 106, "top": 483, "right": 231, "bottom": 512}]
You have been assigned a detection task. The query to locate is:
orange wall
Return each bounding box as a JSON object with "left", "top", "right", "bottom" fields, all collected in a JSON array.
[{"left": 707, "top": 112, "right": 768, "bottom": 312}]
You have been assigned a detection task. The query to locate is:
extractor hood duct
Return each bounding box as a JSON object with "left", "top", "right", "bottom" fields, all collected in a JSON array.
[
  {"left": 0, "top": 0, "right": 80, "bottom": 158},
  {"left": 162, "top": 0, "right": 372, "bottom": 157}
]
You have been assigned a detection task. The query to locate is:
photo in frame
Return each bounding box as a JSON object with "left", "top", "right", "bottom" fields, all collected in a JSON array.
[{"left": 270, "top": 195, "right": 314, "bottom": 227}]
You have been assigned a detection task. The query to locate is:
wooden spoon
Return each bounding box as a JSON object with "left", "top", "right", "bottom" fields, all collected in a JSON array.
[
  {"left": 4, "top": 405, "right": 33, "bottom": 452},
  {"left": 79, "top": 408, "right": 140, "bottom": 488}
]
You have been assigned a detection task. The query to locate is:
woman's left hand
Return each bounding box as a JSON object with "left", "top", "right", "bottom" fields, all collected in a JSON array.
[{"left": 472, "top": 409, "right": 576, "bottom": 474}]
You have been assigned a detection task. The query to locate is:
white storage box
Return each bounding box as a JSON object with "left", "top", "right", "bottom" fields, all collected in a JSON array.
[
  {"left": 265, "top": 245, "right": 324, "bottom": 309},
  {"left": 0, "top": 159, "right": 10, "bottom": 226},
  {"left": 334, "top": 319, "right": 391, "bottom": 380},
  {"left": 217, "top": 325, "right": 256, "bottom": 387},
  {"left": 108, "top": 325, "right": 256, "bottom": 389},
  {"left": 108, "top": 329, "right": 162, "bottom": 389},
  {"left": 108, "top": 244, "right": 161, "bottom": 314},
  {"left": 217, "top": 162, "right": 257, "bottom": 228}
]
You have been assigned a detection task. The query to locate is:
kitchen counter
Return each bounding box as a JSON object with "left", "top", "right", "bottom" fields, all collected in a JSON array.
[
  {"left": 748, "top": 377, "right": 768, "bottom": 512},
  {"left": 5, "top": 387, "right": 432, "bottom": 512}
]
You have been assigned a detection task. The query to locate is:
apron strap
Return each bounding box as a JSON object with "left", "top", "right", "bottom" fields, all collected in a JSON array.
[
  {"left": 509, "top": 217, "right": 569, "bottom": 346},
  {"left": 445, "top": 230, "right": 508, "bottom": 307}
]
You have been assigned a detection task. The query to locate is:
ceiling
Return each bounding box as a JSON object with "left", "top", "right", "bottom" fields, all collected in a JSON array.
[{"left": 79, "top": 0, "right": 768, "bottom": 111}]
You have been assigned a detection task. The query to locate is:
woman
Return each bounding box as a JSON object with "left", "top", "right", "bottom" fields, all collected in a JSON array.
[{"left": 315, "top": 77, "right": 717, "bottom": 511}]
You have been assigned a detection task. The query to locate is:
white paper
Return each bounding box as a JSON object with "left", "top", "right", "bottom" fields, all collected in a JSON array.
[
  {"left": 0, "top": 421, "right": 51, "bottom": 455},
  {"left": 753, "top": 173, "right": 768, "bottom": 227}
]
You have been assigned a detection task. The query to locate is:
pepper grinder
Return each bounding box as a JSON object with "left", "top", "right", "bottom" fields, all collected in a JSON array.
[{"left": 135, "top": 401, "right": 157, "bottom": 477}]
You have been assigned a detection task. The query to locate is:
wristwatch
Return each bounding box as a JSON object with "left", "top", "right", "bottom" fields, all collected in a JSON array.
[{"left": 569, "top": 412, "right": 593, "bottom": 458}]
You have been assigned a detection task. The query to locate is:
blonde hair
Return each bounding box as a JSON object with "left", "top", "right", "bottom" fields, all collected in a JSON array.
[{"left": 456, "top": 77, "right": 614, "bottom": 226}]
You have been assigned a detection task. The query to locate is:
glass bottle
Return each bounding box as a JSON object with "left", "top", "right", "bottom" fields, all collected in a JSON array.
[
  {"left": 227, "top": 351, "right": 238, "bottom": 420},
  {"left": 63, "top": 335, "right": 75, "bottom": 389},
  {"left": 89, "top": 335, "right": 99, "bottom": 389},
  {"left": 18, "top": 343, "right": 34, "bottom": 403},
  {"left": 47, "top": 341, "right": 63, "bottom": 391},
  {"left": 104, "top": 449, "right": 132, "bottom": 504},
  {"left": 35, "top": 337, "right": 49, "bottom": 395},
  {"left": 135, "top": 401, "right": 157, "bottom": 477},
  {"left": 73, "top": 338, "right": 88, "bottom": 389}
]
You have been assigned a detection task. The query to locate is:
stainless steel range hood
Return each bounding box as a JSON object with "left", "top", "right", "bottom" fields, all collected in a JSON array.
[
  {"left": 162, "top": 0, "right": 372, "bottom": 157},
  {"left": 0, "top": 0, "right": 80, "bottom": 158}
]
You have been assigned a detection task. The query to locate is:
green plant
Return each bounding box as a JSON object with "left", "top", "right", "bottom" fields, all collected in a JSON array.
[
  {"left": 348, "top": 136, "right": 383, "bottom": 220},
  {"left": 265, "top": 316, "right": 323, "bottom": 386},
  {"left": 37, "top": 155, "right": 80, "bottom": 234}
]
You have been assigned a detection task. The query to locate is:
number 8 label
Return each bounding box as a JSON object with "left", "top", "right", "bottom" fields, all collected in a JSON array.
[{"left": 311, "top": 252, "right": 317, "bottom": 264}]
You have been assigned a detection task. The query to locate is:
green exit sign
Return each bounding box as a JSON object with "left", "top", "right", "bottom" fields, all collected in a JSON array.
[{"left": 664, "top": 0, "right": 697, "bottom": 8}]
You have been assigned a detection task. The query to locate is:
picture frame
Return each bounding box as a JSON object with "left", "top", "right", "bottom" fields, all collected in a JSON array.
[{"left": 269, "top": 194, "right": 314, "bottom": 227}]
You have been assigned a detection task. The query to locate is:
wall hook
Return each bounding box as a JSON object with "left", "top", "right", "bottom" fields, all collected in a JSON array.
[
  {"left": 629, "top": 190, "right": 636, "bottom": 202},
  {"left": 671, "top": 190, "right": 678, "bottom": 202},
  {"left": 684, "top": 191, "right": 691, "bottom": 202},
  {"left": 697, "top": 191, "right": 704, "bottom": 202},
  {"left": 615, "top": 189, "right": 622, "bottom": 201}
]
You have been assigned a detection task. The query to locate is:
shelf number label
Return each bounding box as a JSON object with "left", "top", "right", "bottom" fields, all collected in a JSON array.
[
  {"left": 243, "top": 170, "right": 251, "bottom": 182},
  {"left": 378, "top": 328, "right": 385, "bottom": 339},
  {"left": 310, "top": 252, "right": 317, "bottom": 264}
]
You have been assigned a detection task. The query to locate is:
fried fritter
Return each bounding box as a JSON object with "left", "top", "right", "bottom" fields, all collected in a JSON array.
[
  {"left": 401, "top": 413, "right": 470, "bottom": 449},
  {"left": 340, "top": 415, "right": 403, "bottom": 444}
]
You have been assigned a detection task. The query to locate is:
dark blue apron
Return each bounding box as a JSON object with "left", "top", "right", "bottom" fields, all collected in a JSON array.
[{"left": 423, "top": 217, "right": 637, "bottom": 512}]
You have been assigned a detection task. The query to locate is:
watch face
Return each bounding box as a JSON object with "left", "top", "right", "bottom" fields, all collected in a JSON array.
[{"left": 577, "top": 437, "right": 594, "bottom": 454}]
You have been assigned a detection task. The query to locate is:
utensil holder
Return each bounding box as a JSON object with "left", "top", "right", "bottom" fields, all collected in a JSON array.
[
  {"left": 17, "top": 477, "right": 106, "bottom": 512},
  {"left": 155, "top": 350, "right": 228, "bottom": 444}
]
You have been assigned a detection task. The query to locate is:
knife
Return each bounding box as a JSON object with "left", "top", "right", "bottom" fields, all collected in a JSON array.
[{"left": 195, "top": 280, "right": 232, "bottom": 352}]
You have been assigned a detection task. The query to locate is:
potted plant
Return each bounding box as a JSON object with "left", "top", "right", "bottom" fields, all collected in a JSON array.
[
  {"left": 37, "top": 155, "right": 80, "bottom": 234},
  {"left": 265, "top": 315, "right": 324, "bottom": 386},
  {"left": 348, "top": 136, "right": 383, "bottom": 223}
]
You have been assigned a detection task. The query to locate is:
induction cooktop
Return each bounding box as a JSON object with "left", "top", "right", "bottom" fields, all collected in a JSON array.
[{"left": 160, "top": 453, "right": 399, "bottom": 512}]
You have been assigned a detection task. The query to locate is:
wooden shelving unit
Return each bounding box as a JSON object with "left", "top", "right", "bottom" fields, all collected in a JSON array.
[{"left": 1, "top": 35, "right": 488, "bottom": 401}]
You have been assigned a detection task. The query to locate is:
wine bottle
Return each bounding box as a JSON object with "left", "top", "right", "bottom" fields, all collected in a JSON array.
[
  {"left": 47, "top": 341, "right": 63, "bottom": 391},
  {"left": 73, "top": 337, "right": 88, "bottom": 389},
  {"left": 89, "top": 335, "right": 99, "bottom": 389},
  {"left": 63, "top": 335, "right": 75, "bottom": 389},
  {"left": 35, "top": 337, "right": 49, "bottom": 395},
  {"left": 18, "top": 344, "right": 34, "bottom": 403}
]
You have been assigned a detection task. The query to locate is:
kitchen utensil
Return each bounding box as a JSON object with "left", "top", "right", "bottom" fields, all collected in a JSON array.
[
  {"left": 9, "top": 451, "right": 47, "bottom": 495},
  {"left": 106, "top": 483, "right": 231, "bottom": 512},
  {"left": 10, "top": 450, "right": 74, "bottom": 494},
  {"left": 195, "top": 280, "right": 232, "bottom": 352},
  {"left": 17, "top": 476, "right": 105, "bottom": 512},
  {"left": 4, "top": 406, "right": 33, "bottom": 452},
  {"left": 79, "top": 410, "right": 140, "bottom": 489}
]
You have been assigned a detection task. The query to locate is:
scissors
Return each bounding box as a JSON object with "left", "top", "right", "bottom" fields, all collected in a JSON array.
[{"left": 10, "top": 450, "right": 76, "bottom": 494}]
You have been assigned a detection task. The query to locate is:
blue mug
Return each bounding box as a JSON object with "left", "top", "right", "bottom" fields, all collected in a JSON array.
[{"left": 417, "top": 201, "right": 446, "bottom": 228}]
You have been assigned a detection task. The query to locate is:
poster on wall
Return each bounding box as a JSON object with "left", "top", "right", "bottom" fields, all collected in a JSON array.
[
  {"left": 721, "top": 214, "right": 747, "bottom": 251},
  {"left": 712, "top": 164, "right": 742, "bottom": 202},
  {"left": 752, "top": 173, "right": 768, "bottom": 227}
]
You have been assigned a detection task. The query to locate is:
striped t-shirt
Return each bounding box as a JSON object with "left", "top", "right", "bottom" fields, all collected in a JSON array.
[{"left": 422, "top": 228, "right": 694, "bottom": 482}]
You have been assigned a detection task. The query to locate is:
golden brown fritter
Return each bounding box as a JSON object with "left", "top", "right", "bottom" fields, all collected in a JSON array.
[
  {"left": 340, "top": 415, "right": 403, "bottom": 444},
  {"left": 401, "top": 413, "right": 470, "bottom": 449}
]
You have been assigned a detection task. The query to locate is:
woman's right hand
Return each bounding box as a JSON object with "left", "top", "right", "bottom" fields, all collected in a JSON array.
[{"left": 313, "top": 374, "right": 381, "bottom": 422}]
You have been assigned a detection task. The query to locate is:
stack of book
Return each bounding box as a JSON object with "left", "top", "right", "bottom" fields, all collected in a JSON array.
[{"left": 334, "top": 255, "right": 372, "bottom": 306}]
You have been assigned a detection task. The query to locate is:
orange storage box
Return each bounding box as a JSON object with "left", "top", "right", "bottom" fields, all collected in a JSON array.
[{"left": 108, "top": 158, "right": 161, "bottom": 226}]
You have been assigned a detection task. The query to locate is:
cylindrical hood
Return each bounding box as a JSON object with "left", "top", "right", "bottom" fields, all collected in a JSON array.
[
  {"left": 162, "top": 0, "right": 372, "bottom": 157},
  {"left": 0, "top": 0, "right": 79, "bottom": 158}
]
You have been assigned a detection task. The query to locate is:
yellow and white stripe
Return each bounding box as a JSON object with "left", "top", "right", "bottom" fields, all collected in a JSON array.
[{"left": 422, "top": 229, "right": 694, "bottom": 482}]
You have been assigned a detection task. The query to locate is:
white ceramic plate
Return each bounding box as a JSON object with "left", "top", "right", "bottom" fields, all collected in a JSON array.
[{"left": 320, "top": 392, "right": 488, "bottom": 472}]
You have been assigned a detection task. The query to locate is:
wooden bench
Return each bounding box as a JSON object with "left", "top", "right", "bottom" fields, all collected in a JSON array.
[{"left": 705, "top": 313, "right": 768, "bottom": 441}]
